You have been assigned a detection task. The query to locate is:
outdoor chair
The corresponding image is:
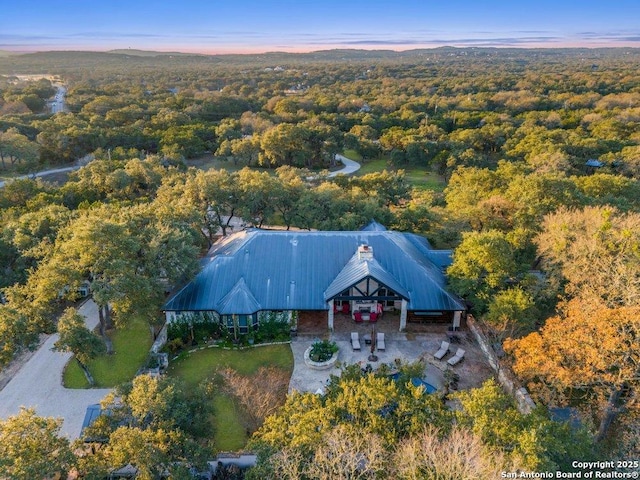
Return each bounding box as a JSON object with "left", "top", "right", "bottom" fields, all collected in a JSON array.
[
  {"left": 447, "top": 348, "right": 465, "bottom": 366},
  {"left": 342, "top": 303, "right": 350, "bottom": 314},
  {"left": 351, "top": 332, "right": 361, "bottom": 351},
  {"left": 354, "top": 311, "right": 363, "bottom": 323},
  {"left": 376, "top": 332, "right": 385, "bottom": 351},
  {"left": 369, "top": 312, "right": 377, "bottom": 322},
  {"left": 433, "top": 341, "right": 450, "bottom": 360}
]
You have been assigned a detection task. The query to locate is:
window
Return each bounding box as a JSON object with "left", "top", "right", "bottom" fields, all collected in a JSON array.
[
  {"left": 377, "top": 288, "right": 396, "bottom": 307},
  {"left": 223, "top": 314, "right": 257, "bottom": 333}
]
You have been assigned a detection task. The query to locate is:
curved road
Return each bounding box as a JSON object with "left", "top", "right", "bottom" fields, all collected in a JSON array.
[
  {"left": 0, "top": 165, "right": 80, "bottom": 189},
  {"left": 328, "top": 154, "right": 361, "bottom": 177},
  {"left": 0, "top": 300, "right": 111, "bottom": 439}
]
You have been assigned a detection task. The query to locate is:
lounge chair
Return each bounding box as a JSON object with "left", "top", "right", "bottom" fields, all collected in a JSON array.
[
  {"left": 351, "top": 332, "right": 361, "bottom": 351},
  {"left": 433, "top": 341, "right": 450, "bottom": 360},
  {"left": 447, "top": 348, "right": 465, "bottom": 366},
  {"left": 376, "top": 332, "right": 385, "bottom": 351}
]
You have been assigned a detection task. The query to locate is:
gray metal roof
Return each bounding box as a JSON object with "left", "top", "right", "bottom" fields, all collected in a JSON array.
[
  {"left": 360, "top": 220, "right": 388, "bottom": 231},
  {"left": 164, "top": 229, "right": 465, "bottom": 314},
  {"left": 217, "top": 278, "right": 261, "bottom": 314},
  {"left": 324, "top": 253, "right": 410, "bottom": 300}
]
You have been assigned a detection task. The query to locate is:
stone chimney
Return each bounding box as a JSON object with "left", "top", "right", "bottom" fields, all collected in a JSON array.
[{"left": 357, "top": 244, "right": 373, "bottom": 261}]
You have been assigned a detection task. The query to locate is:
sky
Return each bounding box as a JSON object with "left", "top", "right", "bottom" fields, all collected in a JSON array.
[{"left": 2, "top": 0, "right": 640, "bottom": 54}]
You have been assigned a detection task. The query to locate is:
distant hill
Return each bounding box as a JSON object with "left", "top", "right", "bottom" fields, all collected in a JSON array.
[
  {"left": 0, "top": 50, "right": 21, "bottom": 58},
  {"left": 106, "top": 49, "right": 204, "bottom": 57},
  {"left": 0, "top": 47, "right": 639, "bottom": 75}
]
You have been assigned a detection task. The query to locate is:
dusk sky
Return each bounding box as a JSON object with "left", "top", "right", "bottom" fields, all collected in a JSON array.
[{"left": 2, "top": 0, "right": 640, "bottom": 53}]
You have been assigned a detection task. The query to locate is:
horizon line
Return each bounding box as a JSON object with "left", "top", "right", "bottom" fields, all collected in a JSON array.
[{"left": 4, "top": 42, "right": 640, "bottom": 56}]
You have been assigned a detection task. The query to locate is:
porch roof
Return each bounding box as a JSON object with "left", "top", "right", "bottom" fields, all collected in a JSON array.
[{"left": 324, "top": 253, "right": 410, "bottom": 301}]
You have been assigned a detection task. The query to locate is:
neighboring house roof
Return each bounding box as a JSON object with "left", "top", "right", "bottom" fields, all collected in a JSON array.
[
  {"left": 586, "top": 159, "right": 604, "bottom": 168},
  {"left": 164, "top": 228, "right": 465, "bottom": 314}
]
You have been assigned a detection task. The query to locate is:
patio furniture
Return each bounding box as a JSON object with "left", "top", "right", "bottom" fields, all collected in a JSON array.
[
  {"left": 342, "top": 303, "right": 350, "bottom": 314},
  {"left": 354, "top": 311, "right": 363, "bottom": 323},
  {"left": 363, "top": 333, "right": 372, "bottom": 345},
  {"left": 447, "top": 348, "right": 465, "bottom": 366},
  {"left": 351, "top": 332, "right": 361, "bottom": 351},
  {"left": 376, "top": 332, "right": 385, "bottom": 351},
  {"left": 433, "top": 341, "right": 450, "bottom": 360},
  {"left": 369, "top": 312, "right": 377, "bottom": 322}
]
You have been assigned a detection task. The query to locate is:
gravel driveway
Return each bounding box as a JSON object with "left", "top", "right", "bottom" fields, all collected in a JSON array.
[{"left": 0, "top": 299, "right": 112, "bottom": 439}]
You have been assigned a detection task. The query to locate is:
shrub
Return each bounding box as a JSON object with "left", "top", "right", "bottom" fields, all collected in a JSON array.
[{"left": 309, "top": 340, "right": 338, "bottom": 362}]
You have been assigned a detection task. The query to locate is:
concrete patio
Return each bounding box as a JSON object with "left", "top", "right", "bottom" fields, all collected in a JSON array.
[{"left": 288, "top": 328, "right": 493, "bottom": 394}]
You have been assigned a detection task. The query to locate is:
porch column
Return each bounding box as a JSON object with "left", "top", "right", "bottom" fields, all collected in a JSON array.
[
  {"left": 453, "top": 311, "right": 461, "bottom": 330},
  {"left": 399, "top": 299, "right": 407, "bottom": 331},
  {"left": 328, "top": 299, "right": 335, "bottom": 331}
]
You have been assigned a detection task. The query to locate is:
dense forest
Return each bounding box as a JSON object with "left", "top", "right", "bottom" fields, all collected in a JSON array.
[{"left": 0, "top": 48, "right": 639, "bottom": 478}]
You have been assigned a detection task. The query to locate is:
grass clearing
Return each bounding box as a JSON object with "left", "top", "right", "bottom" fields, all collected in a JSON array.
[
  {"left": 342, "top": 149, "right": 363, "bottom": 161},
  {"left": 355, "top": 156, "right": 446, "bottom": 191},
  {"left": 167, "top": 344, "right": 293, "bottom": 451},
  {"left": 63, "top": 317, "right": 153, "bottom": 388}
]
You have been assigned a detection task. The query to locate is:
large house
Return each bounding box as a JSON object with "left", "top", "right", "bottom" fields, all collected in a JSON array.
[{"left": 163, "top": 223, "right": 465, "bottom": 333}]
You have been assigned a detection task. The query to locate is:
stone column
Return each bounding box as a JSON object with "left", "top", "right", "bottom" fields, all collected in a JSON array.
[
  {"left": 328, "top": 299, "right": 335, "bottom": 331},
  {"left": 399, "top": 299, "right": 408, "bottom": 331},
  {"left": 453, "top": 311, "right": 461, "bottom": 330}
]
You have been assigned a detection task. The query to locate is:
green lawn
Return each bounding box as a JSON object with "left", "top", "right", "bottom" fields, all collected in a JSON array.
[
  {"left": 185, "top": 154, "right": 247, "bottom": 173},
  {"left": 167, "top": 344, "right": 294, "bottom": 451},
  {"left": 403, "top": 169, "right": 446, "bottom": 192},
  {"left": 353, "top": 156, "right": 446, "bottom": 192},
  {"left": 63, "top": 318, "right": 153, "bottom": 388},
  {"left": 342, "top": 149, "right": 363, "bottom": 161}
]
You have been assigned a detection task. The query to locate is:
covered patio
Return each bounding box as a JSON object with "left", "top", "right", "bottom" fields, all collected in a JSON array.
[{"left": 296, "top": 309, "right": 467, "bottom": 337}]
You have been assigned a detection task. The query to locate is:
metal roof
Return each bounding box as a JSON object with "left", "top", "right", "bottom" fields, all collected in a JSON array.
[
  {"left": 324, "top": 253, "right": 410, "bottom": 300},
  {"left": 216, "top": 278, "right": 261, "bottom": 314},
  {"left": 164, "top": 229, "right": 465, "bottom": 314},
  {"left": 360, "top": 220, "right": 388, "bottom": 231}
]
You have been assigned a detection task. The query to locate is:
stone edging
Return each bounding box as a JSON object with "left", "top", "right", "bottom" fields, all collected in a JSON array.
[
  {"left": 172, "top": 340, "right": 292, "bottom": 361},
  {"left": 303, "top": 345, "right": 339, "bottom": 370}
]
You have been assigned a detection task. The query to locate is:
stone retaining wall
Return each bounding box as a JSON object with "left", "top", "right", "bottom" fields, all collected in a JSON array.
[{"left": 466, "top": 316, "right": 536, "bottom": 414}]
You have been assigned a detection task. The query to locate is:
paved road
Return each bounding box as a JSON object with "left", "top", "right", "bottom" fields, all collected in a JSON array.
[
  {"left": 0, "top": 165, "right": 80, "bottom": 188},
  {"left": 0, "top": 300, "right": 112, "bottom": 439},
  {"left": 328, "top": 154, "right": 361, "bottom": 177},
  {"left": 0, "top": 153, "right": 358, "bottom": 189}
]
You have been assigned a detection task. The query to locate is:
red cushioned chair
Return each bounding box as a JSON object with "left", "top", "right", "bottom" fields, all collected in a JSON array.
[
  {"left": 369, "top": 312, "right": 377, "bottom": 323},
  {"left": 354, "top": 311, "right": 363, "bottom": 323},
  {"left": 342, "top": 303, "right": 350, "bottom": 314}
]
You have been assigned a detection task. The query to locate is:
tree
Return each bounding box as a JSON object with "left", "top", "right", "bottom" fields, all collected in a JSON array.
[
  {"left": 535, "top": 206, "right": 640, "bottom": 309},
  {"left": 0, "top": 408, "right": 75, "bottom": 480},
  {"left": 393, "top": 425, "right": 508, "bottom": 480},
  {"left": 447, "top": 230, "right": 522, "bottom": 313},
  {"left": 53, "top": 307, "right": 106, "bottom": 386},
  {"left": 484, "top": 287, "right": 538, "bottom": 341},
  {"left": 184, "top": 168, "right": 240, "bottom": 241},
  {"left": 82, "top": 375, "right": 210, "bottom": 477},
  {"left": 505, "top": 300, "right": 640, "bottom": 442},
  {"left": 456, "top": 379, "right": 594, "bottom": 470},
  {"left": 0, "top": 306, "right": 40, "bottom": 369},
  {"left": 0, "top": 128, "right": 39, "bottom": 172}
]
